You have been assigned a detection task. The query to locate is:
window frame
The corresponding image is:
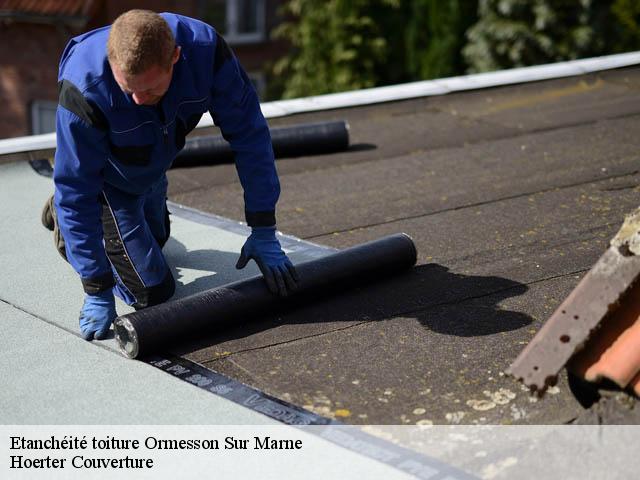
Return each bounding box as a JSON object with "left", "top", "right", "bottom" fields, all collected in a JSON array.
[
  {"left": 30, "top": 100, "right": 57, "bottom": 135},
  {"left": 224, "top": 0, "right": 267, "bottom": 45}
]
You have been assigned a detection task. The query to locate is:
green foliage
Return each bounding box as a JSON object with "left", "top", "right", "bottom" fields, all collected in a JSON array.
[
  {"left": 272, "top": 0, "right": 400, "bottom": 98},
  {"left": 271, "top": 0, "right": 640, "bottom": 99},
  {"left": 405, "top": 0, "right": 478, "bottom": 80},
  {"left": 462, "top": 0, "right": 618, "bottom": 72},
  {"left": 273, "top": 0, "right": 478, "bottom": 98},
  {"left": 612, "top": 0, "right": 640, "bottom": 51}
]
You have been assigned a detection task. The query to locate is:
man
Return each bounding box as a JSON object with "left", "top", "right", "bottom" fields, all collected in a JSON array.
[{"left": 42, "top": 10, "right": 298, "bottom": 341}]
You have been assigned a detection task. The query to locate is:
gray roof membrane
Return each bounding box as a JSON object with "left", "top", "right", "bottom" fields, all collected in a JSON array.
[
  {"left": 0, "top": 161, "right": 300, "bottom": 424},
  {"left": 1, "top": 161, "right": 471, "bottom": 479}
]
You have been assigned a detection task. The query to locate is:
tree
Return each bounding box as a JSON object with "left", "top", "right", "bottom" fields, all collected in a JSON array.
[
  {"left": 271, "top": 0, "right": 640, "bottom": 98},
  {"left": 272, "top": 0, "right": 400, "bottom": 98},
  {"left": 463, "top": 0, "right": 618, "bottom": 73},
  {"left": 612, "top": 0, "right": 640, "bottom": 52},
  {"left": 272, "top": 0, "right": 478, "bottom": 97},
  {"left": 405, "top": 0, "right": 478, "bottom": 80}
]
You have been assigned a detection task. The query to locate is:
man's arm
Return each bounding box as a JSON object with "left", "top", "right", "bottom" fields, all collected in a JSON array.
[
  {"left": 208, "top": 33, "right": 280, "bottom": 226},
  {"left": 53, "top": 80, "right": 114, "bottom": 294},
  {"left": 208, "top": 33, "right": 297, "bottom": 296}
]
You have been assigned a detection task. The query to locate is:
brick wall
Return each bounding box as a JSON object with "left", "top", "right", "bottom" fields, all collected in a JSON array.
[
  {"left": 0, "top": 0, "right": 287, "bottom": 139},
  {"left": 0, "top": 22, "right": 70, "bottom": 138}
]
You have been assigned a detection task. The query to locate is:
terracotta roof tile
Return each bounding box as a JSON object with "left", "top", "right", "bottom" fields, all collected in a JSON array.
[
  {"left": 631, "top": 373, "right": 640, "bottom": 397},
  {"left": 569, "top": 280, "right": 640, "bottom": 394},
  {"left": 0, "top": 0, "right": 94, "bottom": 17},
  {"left": 509, "top": 207, "right": 640, "bottom": 398}
]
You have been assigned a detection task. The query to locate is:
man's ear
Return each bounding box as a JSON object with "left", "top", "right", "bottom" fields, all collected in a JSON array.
[{"left": 172, "top": 46, "right": 181, "bottom": 65}]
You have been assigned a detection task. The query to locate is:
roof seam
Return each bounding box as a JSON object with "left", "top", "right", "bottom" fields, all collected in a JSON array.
[
  {"left": 0, "top": 296, "right": 119, "bottom": 357},
  {"left": 387, "top": 268, "right": 591, "bottom": 320},
  {"left": 202, "top": 321, "right": 372, "bottom": 362},
  {"left": 231, "top": 110, "right": 640, "bottom": 194},
  {"left": 444, "top": 223, "right": 621, "bottom": 266},
  {"left": 304, "top": 170, "right": 640, "bottom": 239}
]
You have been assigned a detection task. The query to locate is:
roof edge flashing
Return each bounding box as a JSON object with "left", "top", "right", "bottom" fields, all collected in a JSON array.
[{"left": 1, "top": 51, "right": 639, "bottom": 157}]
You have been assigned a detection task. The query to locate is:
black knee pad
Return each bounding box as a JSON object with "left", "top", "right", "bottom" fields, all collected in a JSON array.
[{"left": 132, "top": 270, "right": 176, "bottom": 310}]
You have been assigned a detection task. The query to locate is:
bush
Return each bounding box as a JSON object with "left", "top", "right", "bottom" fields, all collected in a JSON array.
[
  {"left": 612, "top": 0, "right": 640, "bottom": 52},
  {"left": 272, "top": 0, "right": 399, "bottom": 98},
  {"left": 272, "top": 0, "right": 478, "bottom": 97},
  {"left": 463, "top": 0, "right": 628, "bottom": 73},
  {"left": 406, "top": 0, "right": 478, "bottom": 80}
]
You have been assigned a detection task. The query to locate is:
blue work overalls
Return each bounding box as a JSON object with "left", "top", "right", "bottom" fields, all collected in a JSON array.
[{"left": 53, "top": 13, "right": 279, "bottom": 308}]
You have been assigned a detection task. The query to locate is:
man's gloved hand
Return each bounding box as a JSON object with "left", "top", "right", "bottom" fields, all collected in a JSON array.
[
  {"left": 236, "top": 226, "right": 299, "bottom": 296},
  {"left": 79, "top": 290, "right": 117, "bottom": 340}
]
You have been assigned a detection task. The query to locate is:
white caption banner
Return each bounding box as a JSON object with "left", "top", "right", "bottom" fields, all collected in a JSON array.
[{"left": 2, "top": 425, "right": 640, "bottom": 479}]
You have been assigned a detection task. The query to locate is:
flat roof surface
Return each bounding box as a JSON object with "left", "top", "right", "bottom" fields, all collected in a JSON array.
[
  {"left": 166, "top": 66, "right": 640, "bottom": 424},
  {"left": 3, "top": 62, "right": 640, "bottom": 480},
  {"left": 0, "top": 147, "right": 469, "bottom": 480},
  {"left": 3, "top": 65, "right": 639, "bottom": 431}
]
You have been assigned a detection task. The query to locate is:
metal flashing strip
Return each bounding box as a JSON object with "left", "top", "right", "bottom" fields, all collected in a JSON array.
[
  {"left": 148, "top": 354, "right": 477, "bottom": 480},
  {"left": 167, "top": 200, "right": 338, "bottom": 260},
  {"left": 147, "top": 354, "right": 334, "bottom": 425},
  {"left": 0, "top": 133, "right": 56, "bottom": 157},
  {"left": 206, "top": 51, "right": 640, "bottom": 126},
  {"left": 2, "top": 51, "right": 639, "bottom": 158}
]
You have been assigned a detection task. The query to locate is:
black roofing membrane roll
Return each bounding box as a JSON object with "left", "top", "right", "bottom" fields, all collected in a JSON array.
[
  {"left": 172, "top": 120, "right": 350, "bottom": 167},
  {"left": 114, "top": 233, "right": 417, "bottom": 358}
]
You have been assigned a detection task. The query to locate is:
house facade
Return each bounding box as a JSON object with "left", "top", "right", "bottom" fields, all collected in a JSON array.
[{"left": 0, "top": 0, "right": 287, "bottom": 138}]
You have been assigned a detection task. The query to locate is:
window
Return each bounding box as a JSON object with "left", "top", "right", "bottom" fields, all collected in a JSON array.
[
  {"left": 31, "top": 100, "right": 57, "bottom": 134},
  {"left": 200, "top": 0, "right": 266, "bottom": 44}
]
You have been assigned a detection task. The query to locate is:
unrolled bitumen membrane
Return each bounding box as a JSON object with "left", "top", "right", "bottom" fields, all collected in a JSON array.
[
  {"left": 114, "top": 233, "right": 417, "bottom": 358},
  {"left": 173, "top": 120, "right": 350, "bottom": 167}
]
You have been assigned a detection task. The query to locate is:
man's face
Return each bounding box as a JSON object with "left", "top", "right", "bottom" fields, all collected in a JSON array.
[{"left": 111, "top": 47, "right": 181, "bottom": 106}]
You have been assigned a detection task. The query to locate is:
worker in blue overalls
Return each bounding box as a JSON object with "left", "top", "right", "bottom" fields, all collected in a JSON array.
[{"left": 41, "top": 10, "right": 298, "bottom": 341}]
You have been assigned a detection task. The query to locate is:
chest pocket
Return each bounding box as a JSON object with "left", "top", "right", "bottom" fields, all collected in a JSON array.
[
  {"left": 109, "top": 142, "right": 153, "bottom": 166},
  {"left": 108, "top": 120, "right": 157, "bottom": 167}
]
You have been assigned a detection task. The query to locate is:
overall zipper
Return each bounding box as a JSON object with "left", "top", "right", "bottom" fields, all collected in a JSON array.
[{"left": 156, "top": 105, "right": 169, "bottom": 149}]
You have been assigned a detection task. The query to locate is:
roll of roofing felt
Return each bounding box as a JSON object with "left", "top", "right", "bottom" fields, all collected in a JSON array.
[
  {"left": 172, "top": 120, "right": 350, "bottom": 167},
  {"left": 114, "top": 233, "right": 417, "bottom": 359}
]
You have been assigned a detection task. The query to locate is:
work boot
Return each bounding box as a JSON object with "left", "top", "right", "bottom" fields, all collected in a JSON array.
[
  {"left": 41, "top": 194, "right": 67, "bottom": 260},
  {"left": 41, "top": 194, "right": 55, "bottom": 230}
]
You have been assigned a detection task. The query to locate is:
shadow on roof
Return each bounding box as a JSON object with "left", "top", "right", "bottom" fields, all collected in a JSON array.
[{"left": 166, "top": 261, "right": 532, "bottom": 356}]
